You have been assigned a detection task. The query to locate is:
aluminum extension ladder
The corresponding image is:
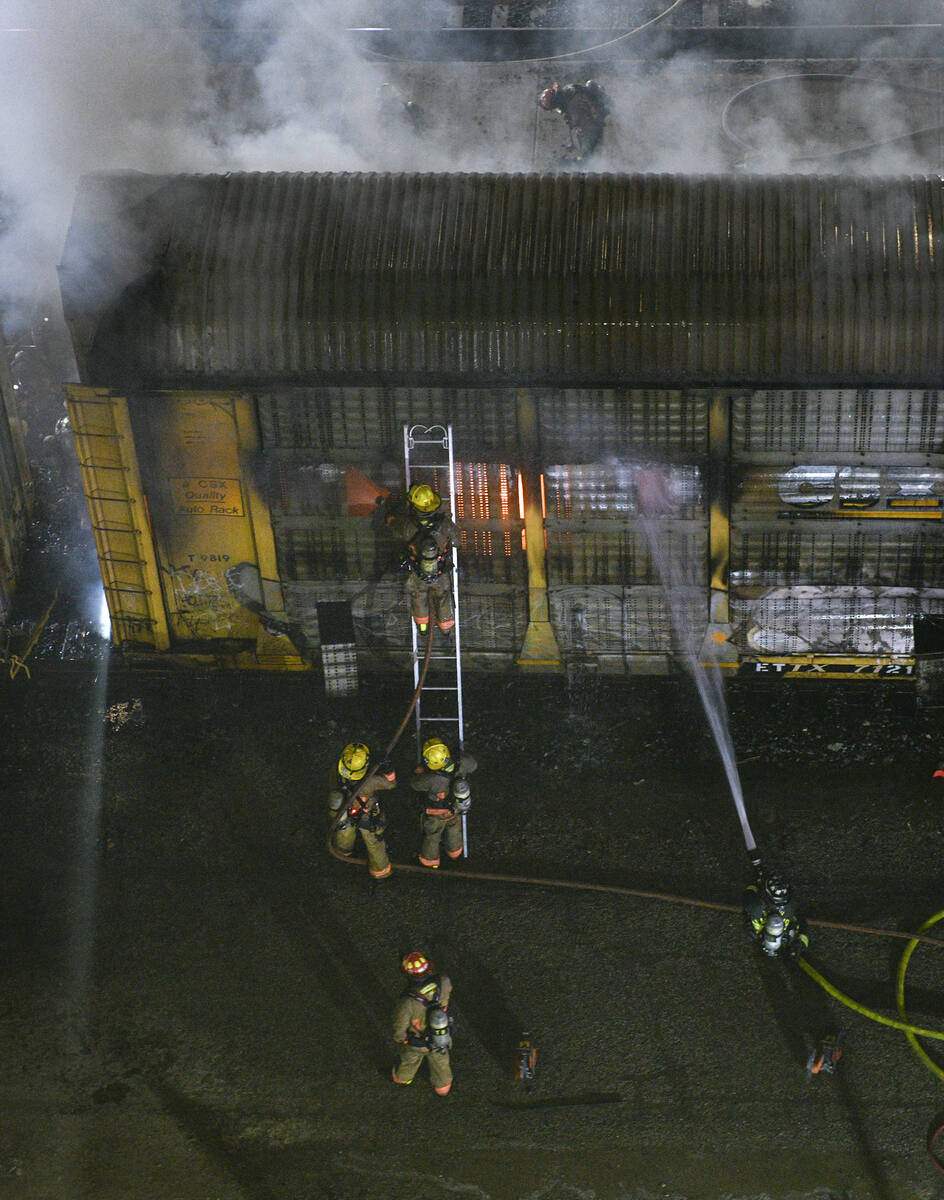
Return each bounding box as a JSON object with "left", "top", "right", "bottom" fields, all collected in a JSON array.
[{"left": 403, "top": 423, "right": 467, "bottom": 856}]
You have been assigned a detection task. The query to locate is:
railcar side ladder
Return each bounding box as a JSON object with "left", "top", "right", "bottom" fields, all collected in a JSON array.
[{"left": 403, "top": 424, "right": 467, "bottom": 856}]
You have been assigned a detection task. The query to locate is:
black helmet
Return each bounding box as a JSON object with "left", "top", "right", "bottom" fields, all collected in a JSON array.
[{"left": 764, "top": 874, "right": 791, "bottom": 908}]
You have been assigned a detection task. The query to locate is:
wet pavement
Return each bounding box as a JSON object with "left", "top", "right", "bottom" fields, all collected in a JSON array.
[{"left": 1, "top": 656, "right": 943, "bottom": 1200}]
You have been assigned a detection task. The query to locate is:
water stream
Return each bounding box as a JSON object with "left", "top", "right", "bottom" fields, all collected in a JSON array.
[{"left": 640, "top": 511, "right": 758, "bottom": 857}]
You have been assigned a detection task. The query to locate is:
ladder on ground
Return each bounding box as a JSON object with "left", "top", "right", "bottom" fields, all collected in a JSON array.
[{"left": 403, "top": 423, "right": 467, "bottom": 856}]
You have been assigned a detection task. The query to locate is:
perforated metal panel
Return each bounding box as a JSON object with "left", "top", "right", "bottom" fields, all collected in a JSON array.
[
  {"left": 546, "top": 526, "right": 708, "bottom": 587},
  {"left": 732, "top": 588, "right": 944, "bottom": 656},
  {"left": 732, "top": 526, "right": 944, "bottom": 588},
  {"left": 454, "top": 587, "right": 529, "bottom": 653},
  {"left": 544, "top": 462, "right": 703, "bottom": 520},
  {"left": 549, "top": 584, "right": 707, "bottom": 656},
  {"left": 272, "top": 520, "right": 392, "bottom": 583},
  {"left": 733, "top": 390, "right": 944, "bottom": 454},
  {"left": 731, "top": 387, "right": 944, "bottom": 656},
  {"left": 549, "top": 586, "right": 625, "bottom": 655},
  {"left": 538, "top": 392, "right": 706, "bottom": 460},
  {"left": 257, "top": 388, "right": 517, "bottom": 457},
  {"left": 270, "top": 448, "right": 526, "bottom": 656}
]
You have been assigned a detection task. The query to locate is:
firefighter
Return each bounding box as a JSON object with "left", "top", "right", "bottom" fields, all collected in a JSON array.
[
  {"left": 386, "top": 482, "right": 459, "bottom": 550},
  {"left": 538, "top": 79, "right": 608, "bottom": 161},
  {"left": 404, "top": 533, "right": 455, "bottom": 635},
  {"left": 387, "top": 483, "right": 460, "bottom": 636},
  {"left": 328, "top": 742, "right": 396, "bottom": 879},
  {"left": 743, "top": 868, "right": 841, "bottom": 1073},
  {"left": 743, "top": 871, "right": 809, "bottom": 961},
  {"left": 392, "top": 951, "right": 454, "bottom": 1094},
  {"left": 411, "top": 737, "right": 476, "bottom": 868}
]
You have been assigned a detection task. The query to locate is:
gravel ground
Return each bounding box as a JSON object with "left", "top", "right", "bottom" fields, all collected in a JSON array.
[{"left": 1, "top": 660, "right": 943, "bottom": 1200}]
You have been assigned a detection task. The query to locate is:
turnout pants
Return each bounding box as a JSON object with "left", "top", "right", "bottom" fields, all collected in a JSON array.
[
  {"left": 419, "top": 811, "right": 464, "bottom": 867},
  {"left": 393, "top": 1045, "right": 453, "bottom": 1093},
  {"left": 333, "top": 822, "right": 392, "bottom": 878},
  {"left": 407, "top": 573, "right": 454, "bottom": 633}
]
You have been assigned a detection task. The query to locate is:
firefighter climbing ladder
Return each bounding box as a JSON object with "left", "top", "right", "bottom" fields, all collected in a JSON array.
[{"left": 403, "top": 423, "right": 467, "bottom": 856}]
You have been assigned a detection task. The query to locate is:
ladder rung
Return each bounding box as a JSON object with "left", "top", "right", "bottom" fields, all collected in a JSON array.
[
  {"left": 421, "top": 686, "right": 458, "bottom": 691},
  {"left": 417, "top": 717, "right": 461, "bottom": 723}
]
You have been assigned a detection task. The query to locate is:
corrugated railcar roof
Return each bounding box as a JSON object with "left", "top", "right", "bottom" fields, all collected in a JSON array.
[{"left": 58, "top": 170, "right": 944, "bottom": 390}]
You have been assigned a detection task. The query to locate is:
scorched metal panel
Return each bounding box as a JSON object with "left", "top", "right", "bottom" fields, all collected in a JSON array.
[{"left": 60, "top": 171, "right": 944, "bottom": 389}]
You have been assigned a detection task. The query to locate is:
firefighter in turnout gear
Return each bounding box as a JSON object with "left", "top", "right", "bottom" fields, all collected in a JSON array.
[
  {"left": 538, "top": 79, "right": 608, "bottom": 162},
  {"left": 743, "top": 866, "right": 840, "bottom": 1074},
  {"left": 411, "top": 737, "right": 476, "bottom": 867},
  {"left": 386, "top": 483, "right": 459, "bottom": 549},
  {"left": 743, "top": 871, "right": 809, "bottom": 961},
  {"left": 386, "top": 483, "right": 460, "bottom": 636},
  {"left": 392, "top": 951, "right": 454, "bottom": 1094},
  {"left": 405, "top": 533, "right": 454, "bottom": 635},
  {"left": 328, "top": 742, "right": 397, "bottom": 879}
]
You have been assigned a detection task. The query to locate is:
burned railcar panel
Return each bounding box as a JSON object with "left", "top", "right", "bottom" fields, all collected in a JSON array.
[
  {"left": 255, "top": 387, "right": 527, "bottom": 658},
  {"left": 539, "top": 391, "right": 709, "bottom": 660},
  {"left": 730, "top": 389, "right": 944, "bottom": 661},
  {"left": 256, "top": 387, "right": 517, "bottom": 457},
  {"left": 732, "top": 390, "right": 944, "bottom": 456},
  {"left": 58, "top": 171, "right": 944, "bottom": 674},
  {"left": 61, "top": 171, "right": 944, "bottom": 390}
]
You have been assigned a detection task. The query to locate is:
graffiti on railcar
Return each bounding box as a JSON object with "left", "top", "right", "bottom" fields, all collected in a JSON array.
[
  {"left": 163, "top": 560, "right": 235, "bottom": 638},
  {"left": 734, "top": 586, "right": 944, "bottom": 657}
]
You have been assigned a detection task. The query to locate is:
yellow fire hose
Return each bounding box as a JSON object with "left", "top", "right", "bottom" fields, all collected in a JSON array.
[
  {"left": 327, "top": 616, "right": 944, "bottom": 1164},
  {"left": 799, "top": 956, "right": 944, "bottom": 1043},
  {"left": 894, "top": 911, "right": 944, "bottom": 1083}
]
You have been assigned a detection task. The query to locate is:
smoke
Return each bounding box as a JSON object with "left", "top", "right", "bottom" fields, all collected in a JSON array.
[
  {"left": 1, "top": 0, "right": 942, "bottom": 329},
  {"left": 0, "top": 1, "right": 226, "bottom": 316}
]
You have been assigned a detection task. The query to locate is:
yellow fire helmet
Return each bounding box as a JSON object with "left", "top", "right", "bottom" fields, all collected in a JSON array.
[
  {"left": 338, "top": 742, "right": 370, "bottom": 781},
  {"left": 422, "top": 737, "right": 453, "bottom": 771},
  {"left": 407, "top": 482, "right": 441, "bottom": 514}
]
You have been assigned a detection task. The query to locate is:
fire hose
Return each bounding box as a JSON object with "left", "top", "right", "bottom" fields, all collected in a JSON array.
[
  {"left": 326, "top": 609, "right": 944, "bottom": 1164},
  {"left": 329, "top": 620, "right": 434, "bottom": 838}
]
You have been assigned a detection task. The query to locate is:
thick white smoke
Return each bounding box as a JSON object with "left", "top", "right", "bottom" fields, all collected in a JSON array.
[{"left": 0, "top": 0, "right": 941, "bottom": 328}]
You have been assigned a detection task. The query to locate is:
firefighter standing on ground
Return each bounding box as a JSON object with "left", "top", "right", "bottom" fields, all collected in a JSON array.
[
  {"left": 386, "top": 483, "right": 460, "bottom": 635},
  {"left": 392, "top": 951, "right": 454, "bottom": 1094},
  {"left": 411, "top": 737, "right": 476, "bottom": 867},
  {"left": 742, "top": 868, "right": 841, "bottom": 1073},
  {"left": 328, "top": 742, "right": 396, "bottom": 879},
  {"left": 743, "top": 870, "right": 809, "bottom": 960}
]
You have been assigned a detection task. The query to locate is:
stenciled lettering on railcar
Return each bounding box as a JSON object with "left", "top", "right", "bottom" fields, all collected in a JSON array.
[
  {"left": 741, "top": 660, "right": 914, "bottom": 677},
  {"left": 169, "top": 477, "right": 244, "bottom": 517}
]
